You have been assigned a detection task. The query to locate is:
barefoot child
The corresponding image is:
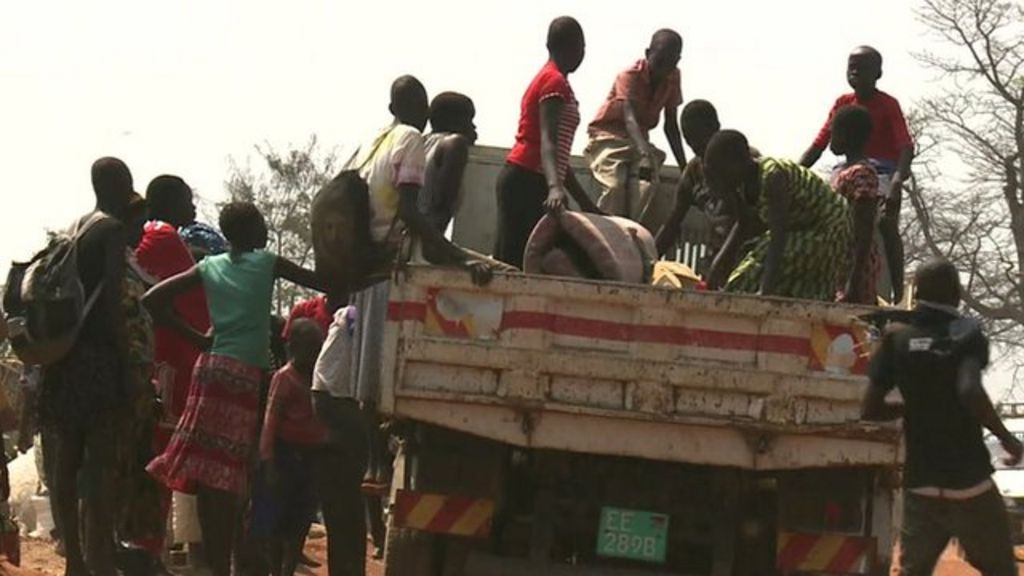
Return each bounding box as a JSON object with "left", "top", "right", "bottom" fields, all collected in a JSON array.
[
  {"left": 800, "top": 46, "right": 913, "bottom": 302},
  {"left": 830, "top": 105, "right": 883, "bottom": 305},
  {"left": 259, "top": 319, "right": 327, "bottom": 576}
]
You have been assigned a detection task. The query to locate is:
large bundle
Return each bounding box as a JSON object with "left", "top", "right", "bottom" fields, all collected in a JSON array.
[{"left": 523, "top": 211, "right": 657, "bottom": 284}]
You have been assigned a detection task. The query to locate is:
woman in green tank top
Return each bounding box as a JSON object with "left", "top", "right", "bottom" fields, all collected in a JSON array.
[
  {"left": 702, "top": 130, "right": 851, "bottom": 301},
  {"left": 142, "top": 202, "right": 337, "bottom": 576}
]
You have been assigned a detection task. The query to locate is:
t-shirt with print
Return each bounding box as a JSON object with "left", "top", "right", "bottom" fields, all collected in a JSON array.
[
  {"left": 812, "top": 91, "right": 913, "bottom": 165},
  {"left": 588, "top": 59, "right": 683, "bottom": 141},
  {"left": 198, "top": 250, "right": 277, "bottom": 369},
  {"left": 506, "top": 60, "right": 580, "bottom": 184},
  {"left": 868, "top": 305, "right": 993, "bottom": 489},
  {"left": 347, "top": 122, "right": 427, "bottom": 243}
]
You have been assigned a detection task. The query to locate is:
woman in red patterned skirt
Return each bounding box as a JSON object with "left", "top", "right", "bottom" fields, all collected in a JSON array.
[{"left": 144, "top": 202, "right": 328, "bottom": 576}]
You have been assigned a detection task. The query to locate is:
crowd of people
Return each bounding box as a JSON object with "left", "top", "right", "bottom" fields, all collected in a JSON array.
[{"left": 2, "top": 12, "right": 1022, "bottom": 576}]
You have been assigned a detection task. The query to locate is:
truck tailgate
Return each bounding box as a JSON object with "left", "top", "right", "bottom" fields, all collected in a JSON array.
[{"left": 379, "top": 267, "right": 900, "bottom": 470}]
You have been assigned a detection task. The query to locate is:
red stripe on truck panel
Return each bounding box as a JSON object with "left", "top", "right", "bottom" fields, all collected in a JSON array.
[
  {"left": 387, "top": 301, "right": 811, "bottom": 356},
  {"left": 826, "top": 536, "right": 873, "bottom": 574},
  {"left": 426, "top": 495, "right": 477, "bottom": 534},
  {"left": 776, "top": 532, "right": 820, "bottom": 571}
]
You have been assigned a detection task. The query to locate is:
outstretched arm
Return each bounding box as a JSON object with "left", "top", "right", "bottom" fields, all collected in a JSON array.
[
  {"left": 759, "top": 171, "right": 791, "bottom": 295},
  {"left": 958, "top": 356, "right": 1024, "bottom": 465},
  {"left": 275, "top": 257, "right": 330, "bottom": 293},
  {"left": 861, "top": 332, "right": 903, "bottom": 421},
  {"left": 398, "top": 185, "right": 493, "bottom": 285},
  {"left": 663, "top": 106, "right": 686, "bottom": 168},
  {"left": 655, "top": 163, "right": 698, "bottom": 256},
  {"left": 143, "top": 266, "right": 209, "bottom": 351},
  {"left": 431, "top": 135, "right": 471, "bottom": 229},
  {"left": 799, "top": 145, "right": 824, "bottom": 168}
]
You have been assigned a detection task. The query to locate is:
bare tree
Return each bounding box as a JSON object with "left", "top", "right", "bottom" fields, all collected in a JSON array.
[
  {"left": 225, "top": 136, "right": 337, "bottom": 315},
  {"left": 907, "top": 0, "right": 1024, "bottom": 372}
]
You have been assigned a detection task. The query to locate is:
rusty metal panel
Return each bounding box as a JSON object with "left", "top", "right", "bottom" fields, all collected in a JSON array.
[
  {"left": 404, "top": 361, "right": 499, "bottom": 396},
  {"left": 379, "top": 267, "right": 899, "bottom": 470},
  {"left": 550, "top": 376, "right": 624, "bottom": 410}
]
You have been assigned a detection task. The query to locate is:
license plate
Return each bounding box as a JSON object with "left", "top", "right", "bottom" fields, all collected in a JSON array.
[{"left": 596, "top": 507, "right": 669, "bottom": 564}]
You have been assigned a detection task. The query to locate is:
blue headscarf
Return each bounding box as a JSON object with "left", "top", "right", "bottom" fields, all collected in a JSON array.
[{"left": 180, "top": 222, "right": 229, "bottom": 257}]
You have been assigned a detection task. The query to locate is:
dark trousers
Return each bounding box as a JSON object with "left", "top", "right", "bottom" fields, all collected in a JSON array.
[
  {"left": 312, "top": 394, "right": 369, "bottom": 576},
  {"left": 494, "top": 163, "right": 548, "bottom": 270},
  {"left": 900, "top": 486, "right": 1017, "bottom": 576}
]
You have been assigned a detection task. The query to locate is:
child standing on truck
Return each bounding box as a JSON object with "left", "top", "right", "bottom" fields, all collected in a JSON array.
[
  {"left": 799, "top": 46, "right": 913, "bottom": 303},
  {"left": 862, "top": 258, "right": 1022, "bottom": 576},
  {"left": 585, "top": 29, "right": 686, "bottom": 223},
  {"left": 259, "top": 319, "right": 327, "bottom": 576},
  {"left": 829, "top": 105, "right": 882, "bottom": 305},
  {"left": 495, "top": 16, "right": 601, "bottom": 269}
]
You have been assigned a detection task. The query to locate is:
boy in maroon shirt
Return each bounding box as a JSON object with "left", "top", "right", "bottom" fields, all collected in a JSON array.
[
  {"left": 800, "top": 46, "right": 913, "bottom": 303},
  {"left": 260, "top": 319, "right": 327, "bottom": 576}
]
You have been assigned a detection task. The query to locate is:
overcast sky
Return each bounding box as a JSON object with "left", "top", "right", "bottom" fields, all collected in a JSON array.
[{"left": 1, "top": 0, "right": 1016, "bottom": 392}]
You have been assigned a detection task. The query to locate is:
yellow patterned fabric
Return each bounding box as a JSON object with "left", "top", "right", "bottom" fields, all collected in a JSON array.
[{"left": 726, "top": 158, "right": 851, "bottom": 301}]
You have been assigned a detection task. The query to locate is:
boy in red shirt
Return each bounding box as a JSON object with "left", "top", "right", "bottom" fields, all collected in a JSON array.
[
  {"left": 800, "top": 46, "right": 913, "bottom": 302},
  {"left": 260, "top": 319, "right": 327, "bottom": 576}
]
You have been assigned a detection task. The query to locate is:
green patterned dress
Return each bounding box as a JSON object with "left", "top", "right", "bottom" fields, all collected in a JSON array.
[{"left": 725, "top": 158, "right": 851, "bottom": 300}]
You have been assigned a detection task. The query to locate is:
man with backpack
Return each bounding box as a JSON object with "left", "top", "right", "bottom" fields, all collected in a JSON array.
[{"left": 39, "top": 157, "right": 134, "bottom": 576}]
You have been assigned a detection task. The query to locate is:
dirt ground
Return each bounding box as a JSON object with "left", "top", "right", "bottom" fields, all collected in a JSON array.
[
  {"left": 10, "top": 535, "right": 385, "bottom": 576},
  {"left": 2, "top": 537, "right": 1016, "bottom": 576}
]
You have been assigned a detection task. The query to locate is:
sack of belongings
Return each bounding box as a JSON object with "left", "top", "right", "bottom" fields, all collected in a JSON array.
[{"left": 523, "top": 211, "right": 657, "bottom": 284}]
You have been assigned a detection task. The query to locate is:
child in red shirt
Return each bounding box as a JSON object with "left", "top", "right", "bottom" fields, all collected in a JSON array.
[
  {"left": 259, "top": 319, "right": 327, "bottom": 576},
  {"left": 800, "top": 46, "right": 913, "bottom": 303}
]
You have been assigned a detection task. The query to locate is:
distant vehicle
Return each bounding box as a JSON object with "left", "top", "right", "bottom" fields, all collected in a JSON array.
[{"left": 990, "top": 407, "right": 1024, "bottom": 543}]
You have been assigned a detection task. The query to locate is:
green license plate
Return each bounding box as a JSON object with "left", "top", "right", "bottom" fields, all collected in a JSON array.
[{"left": 596, "top": 507, "right": 669, "bottom": 563}]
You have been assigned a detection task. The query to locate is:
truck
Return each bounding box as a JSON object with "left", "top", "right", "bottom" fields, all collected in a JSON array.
[{"left": 376, "top": 145, "right": 902, "bottom": 576}]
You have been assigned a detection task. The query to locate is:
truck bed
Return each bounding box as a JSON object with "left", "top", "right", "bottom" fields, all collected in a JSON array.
[{"left": 379, "top": 266, "right": 900, "bottom": 471}]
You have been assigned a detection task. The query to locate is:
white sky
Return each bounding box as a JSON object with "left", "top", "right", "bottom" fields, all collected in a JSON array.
[{"left": 0, "top": 0, "right": 1017, "bottom": 393}]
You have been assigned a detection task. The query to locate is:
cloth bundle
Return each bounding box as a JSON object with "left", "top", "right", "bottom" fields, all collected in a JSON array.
[{"left": 523, "top": 211, "right": 657, "bottom": 284}]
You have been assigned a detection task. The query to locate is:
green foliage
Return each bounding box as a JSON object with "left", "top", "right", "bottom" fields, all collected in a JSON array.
[{"left": 224, "top": 136, "right": 337, "bottom": 315}]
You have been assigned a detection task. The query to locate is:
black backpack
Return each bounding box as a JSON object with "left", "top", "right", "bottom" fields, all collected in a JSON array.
[{"left": 3, "top": 212, "right": 109, "bottom": 365}]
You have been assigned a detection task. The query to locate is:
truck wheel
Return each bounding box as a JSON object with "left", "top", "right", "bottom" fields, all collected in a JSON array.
[{"left": 383, "top": 518, "right": 436, "bottom": 576}]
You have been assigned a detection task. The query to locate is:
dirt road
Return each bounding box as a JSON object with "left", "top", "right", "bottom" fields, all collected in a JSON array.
[{"left": 8, "top": 537, "right": 1018, "bottom": 576}]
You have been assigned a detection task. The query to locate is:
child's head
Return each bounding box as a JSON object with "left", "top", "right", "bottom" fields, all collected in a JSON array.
[
  {"left": 286, "top": 318, "right": 324, "bottom": 375},
  {"left": 847, "top": 46, "right": 883, "bottom": 94},
  {"left": 219, "top": 201, "right": 268, "bottom": 252},
  {"left": 703, "top": 129, "right": 755, "bottom": 196},
  {"left": 914, "top": 258, "right": 961, "bottom": 307},
  {"left": 430, "top": 92, "right": 477, "bottom": 144},
  {"left": 830, "top": 105, "right": 873, "bottom": 157},
  {"left": 390, "top": 75, "right": 429, "bottom": 132},
  {"left": 547, "top": 16, "right": 585, "bottom": 74},
  {"left": 646, "top": 29, "right": 683, "bottom": 82},
  {"left": 680, "top": 100, "right": 720, "bottom": 158},
  {"left": 146, "top": 175, "right": 196, "bottom": 228}
]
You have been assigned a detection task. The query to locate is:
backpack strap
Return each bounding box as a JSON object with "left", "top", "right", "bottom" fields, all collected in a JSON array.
[{"left": 346, "top": 125, "right": 398, "bottom": 175}]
